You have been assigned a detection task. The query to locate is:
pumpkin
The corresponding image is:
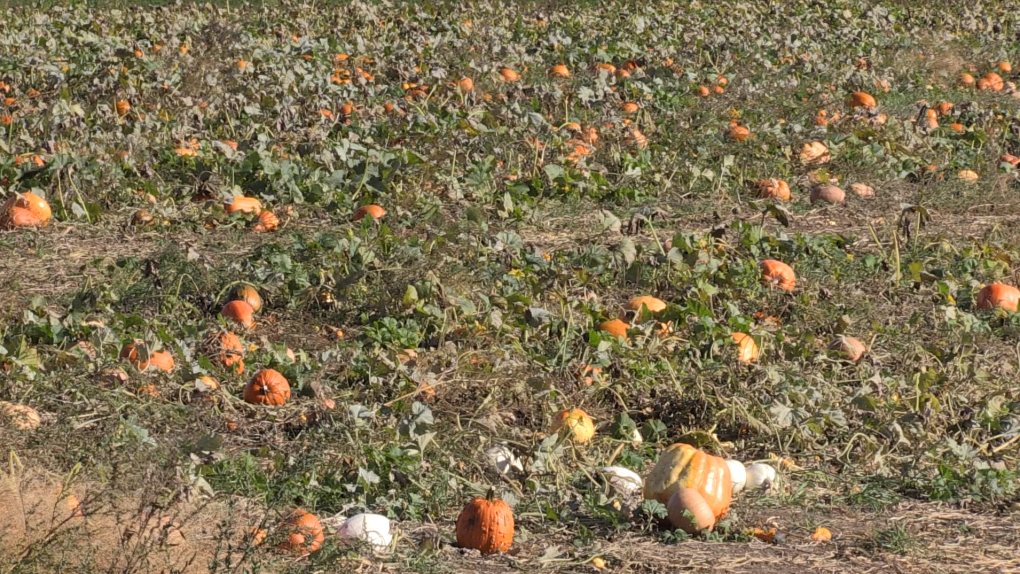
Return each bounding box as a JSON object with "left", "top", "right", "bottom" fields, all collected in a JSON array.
[
  {"left": 810, "top": 184, "right": 845, "bottom": 204},
  {"left": 244, "top": 368, "right": 291, "bottom": 405},
  {"left": 222, "top": 300, "right": 256, "bottom": 329},
  {"left": 455, "top": 489, "right": 514, "bottom": 555},
  {"left": 224, "top": 196, "right": 262, "bottom": 214},
  {"left": 252, "top": 210, "right": 279, "bottom": 232},
  {"left": 731, "top": 332, "right": 759, "bottom": 363},
  {"left": 621, "top": 102, "right": 639, "bottom": 113},
  {"left": 551, "top": 408, "right": 595, "bottom": 444},
  {"left": 207, "top": 331, "right": 245, "bottom": 374},
  {"left": 1, "top": 401, "right": 41, "bottom": 430},
  {"left": 595, "top": 63, "right": 616, "bottom": 75},
  {"left": 549, "top": 64, "right": 570, "bottom": 78},
  {"left": 848, "top": 92, "right": 876, "bottom": 109},
  {"left": 600, "top": 466, "right": 643, "bottom": 495},
  {"left": 760, "top": 259, "right": 796, "bottom": 291},
  {"left": 799, "top": 141, "right": 830, "bottom": 164},
  {"left": 599, "top": 318, "right": 630, "bottom": 342},
  {"left": 958, "top": 170, "right": 979, "bottom": 181},
  {"left": 758, "top": 179, "right": 791, "bottom": 201},
  {"left": 121, "top": 343, "right": 174, "bottom": 372},
  {"left": 232, "top": 284, "right": 263, "bottom": 312},
  {"left": 829, "top": 336, "right": 866, "bottom": 361},
  {"left": 457, "top": 77, "right": 474, "bottom": 92},
  {"left": 277, "top": 509, "right": 324, "bottom": 555},
  {"left": 726, "top": 460, "right": 746, "bottom": 494},
  {"left": 998, "top": 61, "right": 1012, "bottom": 73},
  {"left": 115, "top": 100, "right": 131, "bottom": 116},
  {"left": 352, "top": 204, "right": 386, "bottom": 221},
  {"left": 728, "top": 122, "right": 751, "bottom": 142},
  {"left": 498, "top": 67, "right": 520, "bottom": 82},
  {"left": 959, "top": 73, "right": 975, "bottom": 87},
  {"left": 625, "top": 296, "right": 667, "bottom": 314},
  {"left": 697, "top": 85, "right": 711, "bottom": 97},
  {"left": 643, "top": 443, "right": 732, "bottom": 520},
  {"left": 1001, "top": 154, "right": 1020, "bottom": 167},
  {"left": 810, "top": 527, "right": 833, "bottom": 542},
  {"left": 337, "top": 514, "right": 393, "bottom": 549},
  {"left": 745, "top": 463, "right": 776, "bottom": 489},
  {"left": 0, "top": 206, "right": 43, "bottom": 229},
  {"left": 667, "top": 488, "right": 716, "bottom": 534},
  {"left": 980, "top": 72, "right": 1005, "bottom": 91},
  {"left": 934, "top": 101, "right": 953, "bottom": 116},
  {"left": 849, "top": 183, "right": 874, "bottom": 198},
  {"left": 2, "top": 192, "right": 51, "bottom": 223},
  {"left": 977, "top": 283, "right": 1020, "bottom": 312}
]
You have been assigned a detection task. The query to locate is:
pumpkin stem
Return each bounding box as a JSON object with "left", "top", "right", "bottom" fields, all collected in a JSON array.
[{"left": 485, "top": 487, "right": 495, "bottom": 502}]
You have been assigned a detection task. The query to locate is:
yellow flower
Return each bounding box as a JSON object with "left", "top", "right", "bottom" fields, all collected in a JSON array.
[{"left": 508, "top": 269, "right": 525, "bottom": 278}]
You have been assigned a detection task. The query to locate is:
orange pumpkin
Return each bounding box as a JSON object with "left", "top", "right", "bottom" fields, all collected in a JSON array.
[
  {"left": 2, "top": 192, "right": 52, "bottom": 225},
  {"left": 977, "top": 283, "right": 1020, "bottom": 312},
  {"left": 758, "top": 179, "right": 791, "bottom": 201},
  {"left": 352, "top": 204, "right": 386, "bottom": 221},
  {"left": 621, "top": 102, "right": 639, "bottom": 113},
  {"left": 229, "top": 285, "right": 261, "bottom": 313},
  {"left": 848, "top": 92, "right": 876, "bottom": 109},
  {"left": 980, "top": 72, "right": 1005, "bottom": 91},
  {"left": 829, "top": 336, "right": 866, "bottom": 361},
  {"left": 598, "top": 318, "right": 630, "bottom": 342},
  {"left": 0, "top": 206, "right": 43, "bottom": 229},
  {"left": 760, "top": 260, "right": 795, "bottom": 291},
  {"left": 731, "top": 332, "right": 759, "bottom": 363},
  {"left": 457, "top": 77, "right": 474, "bottom": 92},
  {"left": 550, "top": 408, "right": 595, "bottom": 444},
  {"left": 934, "top": 102, "right": 953, "bottom": 116},
  {"left": 456, "top": 489, "right": 514, "bottom": 555},
  {"left": 222, "top": 300, "right": 256, "bottom": 329},
  {"left": 728, "top": 122, "right": 751, "bottom": 142},
  {"left": 120, "top": 343, "right": 174, "bottom": 372},
  {"left": 243, "top": 368, "right": 291, "bottom": 405},
  {"left": 549, "top": 64, "right": 570, "bottom": 78},
  {"left": 207, "top": 331, "right": 245, "bottom": 374},
  {"left": 252, "top": 210, "right": 279, "bottom": 232},
  {"left": 625, "top": 296, "right": 667, "bottom": 315},
  {"left": 498, "top": 67, "right": 520, "bottom": 82},
  {"left": 277, "top": 509, "right": 323, "bottom": 555},
  {"left": 225, "top": 197, "right": 262, "bottom": 214},
  {"left": 959, "top": 73, "right": 975, "bottom": 87},
  {"left": 697, "top": 85, "right": 711, "bottom": 97},
  {"left": 644, "top": 443, "right": 732, "bottom": 521},
  {"left": 998, "top": 61, "right": 1012, "bottom": 73}
]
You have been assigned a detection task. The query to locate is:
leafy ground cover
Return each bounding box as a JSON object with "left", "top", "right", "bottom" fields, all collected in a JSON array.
[{"left": 2, "top": 1, "right": 1020, "bottom": 572}]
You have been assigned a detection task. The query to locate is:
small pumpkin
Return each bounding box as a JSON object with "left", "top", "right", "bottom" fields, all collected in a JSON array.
[
  {"left": 595, "top": 63, "right": 616, "bottom": 75},
  {"left": 549, "top": 64, "right": 570, "bottom": 78},
  {"left": 121, "top": 343, "right": 174, "bottom": 372},
  {"left": 760, "top": 260, "right": 796, "bottom": 291},
  {"left": 697, "top": 85, "right": 711, "bottom": 97},
  {"left": 934, "top": 101, "right": 954, "bottom": 116},
  {"left": 998, "top": 61, "right": 1012, "bottom": 73},
  {"left": 643, "top": 443, "right": 732, "bottom": 520},
  {"left": 625, "top": 296, "right": 667, "bottom": 315},
  {"left": 980, "top": 72, "right": 1004, "bottom": 91},
  {"left": 224, "top": 196, "right": 262, "bottom": 215},
  {"left": 551, "top": 408, "right": 595, "bottom": 444},
  {"left": 829, "top": 336, "right": 866, "bottom": 361},
  {"left": 977, "top": 283, "right": 1020, "bottom": 312},
  {"left": 598, "top": 318, "right": 630, "bottom": 342},
  {"left": 115, "top": 100, "right": 131, "bottom": 116},
  {"left": 498, "top": 67, "right": 520, "bottom": 82},
  {"left": 206, "top": 331, "right": 245, "bottom": 374},
  {"left": 799, "top": 141, "right": 830, "bottom": 164},
  {"left": 457, "top": 77, "right": 474, "bottom": 92},
  {"left": 277, "top": 509, "right": 324, "bottom": 555},
  {"left": 758, "top": 179, "right": 791, "bottom": 201},
  {"left": 745, "top": 463, "right": 776, "bottom": 489},
  {"left": 621, "top": 101, "right": 639, "bottom": 113},
  {"left": 728, "top": 121, "right": 751, "bottom": 142},
  {"left": 848, "top": 91, "right": 876, "bottom": 109},
  {"left": 0, "top": 401, "right": 41, "bottom": 430},
  {"left": 810, "top": 526, "right": 833, "bottom": 542},
  {"left": 959, "top": 73, "right": 975, "bottom": 87},
  {"left": 352, "top": 204, "right": 386, "bottom": 221},
  {"left": 232, "top": 284, "right": 263, "bottom": 312},
  {"left": 222, "top": 300, "right": 256, "bottom": 329},
  {"left": 243, "top": 368, "right": 291, "bottom": 405},
  {"left": 252, "top": 210, "right": 279, "bottom": 232},
  {"left": 849, "top": 183, "right": 874, "bottom": 198},
  {"left": 0, "top": 206, "right": 43, "bottom": 229},
  {"left": 731, "top": 332, "right": 759, "bottom": 363},
  {"left": 456, "top": 489, "right": 515, "bottom": 555},
  {"left": 958, "top": 169, "right": 979, "bottom": 181},
  {"left": 667, "top": 488, "right": 716, "bottom": 534},
  {"left": 810, "top": 184, "right": 845, "bottom": 205}
]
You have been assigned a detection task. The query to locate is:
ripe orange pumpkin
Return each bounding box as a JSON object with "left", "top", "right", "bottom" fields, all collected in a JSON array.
[
  {"left": 644, "top": 443, "right": 732, "bottom": 521},
  {"left": 799, "top": 141, "right": 830, "bottom": 164},
  {"left": 232, "top": 284, "right": 263, "bottom": 312},
  {"left": 625, "top": 296, "right": 667, "bottom": 315},
  {"left": 977, "top": 283, "right": 1020, "bottom": 312},
  {"left": 222, "top": 300, "right": 256, "bottom": 329},
  {"left": 728, "top": 122, "right": 751, "bottom": 142},
  {"left": 457, "top": 77, "right": 474, "bottom": 91},
  {"left": 934, "top": 102, "right": 953, "bottom": 116},
  {"left": 760, "top": 260, "right": 796, "bottom": 291},
  {"left": 998, "top": 61, "right": 1012, "bottom": 73},
  {"left": 848, "top": 92, "right": 876, "bottom": 109},
  {"left": 115, "top": 100, "right": 131, "bottom": 116},
  {"left": 698, "top": 85, "right": 711, "bottom": 97},
  {"left": 959, "top": 73, "right": 975, "bottom": 87},
  {"left": 598, "top": 318, "right": 630, "bottom": 342},
  {"left": 549, "top": 64, "right": 570, "bottom": 78},
  {"left": 731, "top": 332, "right": 759, "bottom": 363},
  {"left": 498, "top": 67, "right": 520, "bottom": 82},
  {"left": 829, "top": 336, "right": 866, "bottom": 361},
  {"left": 352, "top": 204, "right": 386, "bottom": 221},
  {"left": 207, "top": 331, "right": 245, "bottom": 374},
  {"left": 225, "top": 197, "right": 262, "bottom": 215},
  {"left": 551, "top": 408, "right": 595, "bottom": 444},
  {"left": 758, "top": 179, "right": 791, "bottom": 201},
  {"left": 120, "top": 343, "right": 174, "bottom": 372},
  {"left": 621, "top": 102, "right": 639, "bottom": 113},
  {"left": 243, "top": 368, "right": 291, "bottom": 405},
  {"left": 0, "top": 206, "right": 43, "bottom": 229},
  {"left": 456, "top": 489, "right": 514, "bottom": 555},
  {"left": 595, "top": 63, "right": 616, "bottom": 75},
  {"left": 252, "top": 210, "right": 279, "bottom": 232},
  {"left": 980, "top": 72, "right": 1004, "bottom": 91},
  {"left": 277, "top": 509, "right": 324, "bottom": 555},
  {"left": 2, "top": 192, "right": 51, "bottom": 225}
]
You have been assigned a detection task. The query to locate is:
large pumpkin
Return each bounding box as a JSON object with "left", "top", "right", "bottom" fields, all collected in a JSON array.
[
  {"left": 277, "top": 509, "right": 324, "bottom": 555},
  {"left": 243, "top": 368, "right": 291, "bottom": 405},
  {"left": 977, "top": 283, "right": 1020, "bottom": 312},
  {"left": 456, "top": 489, "right": 514, "bottom": 555},
  {"left": 2, "top": 192, "right": 51, "bottom": 225},
  {"left": 760, "top": 260, "right": 795, "bottom": 291},
  {"left": 643, "top": 443, "right": 732, "bottom": 520},
  {"left": 222, "top": 300, "right": 256, "bottom": 329}
]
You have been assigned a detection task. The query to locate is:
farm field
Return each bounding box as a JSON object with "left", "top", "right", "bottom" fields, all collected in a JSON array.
[{"left": 2, "top": 1, "right": 1020, "bottom": 572}]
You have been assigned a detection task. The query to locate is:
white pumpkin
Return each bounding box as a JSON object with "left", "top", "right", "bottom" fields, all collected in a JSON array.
[
  {"left": 485, "top": 444, "right": 523, "bottom": 475},
  {"left": 600, "top": 466, "right": 643, "bottom": 495},
  {"left": 745, "top": 463, "right": 776, "bottom": 489},
  {"left": 337, "top": 513, "right": 392, "bottom": 549},
  {"left": 726, "top": 459, "right": 746, "bottom": 494}
]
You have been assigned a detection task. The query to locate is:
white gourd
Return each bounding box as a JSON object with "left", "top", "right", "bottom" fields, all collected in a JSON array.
[
  {"left": 726, "top": 459, "right": 746, "bottom": 494},
  {"left": 337, "top": 513, "right": 392, "bottom": 549},
  {"left": 600, "top": 466, "right": 643, "bottom": 495},
  {"left": 745, "top": 463, "right": 776, "bottom": 489}
]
